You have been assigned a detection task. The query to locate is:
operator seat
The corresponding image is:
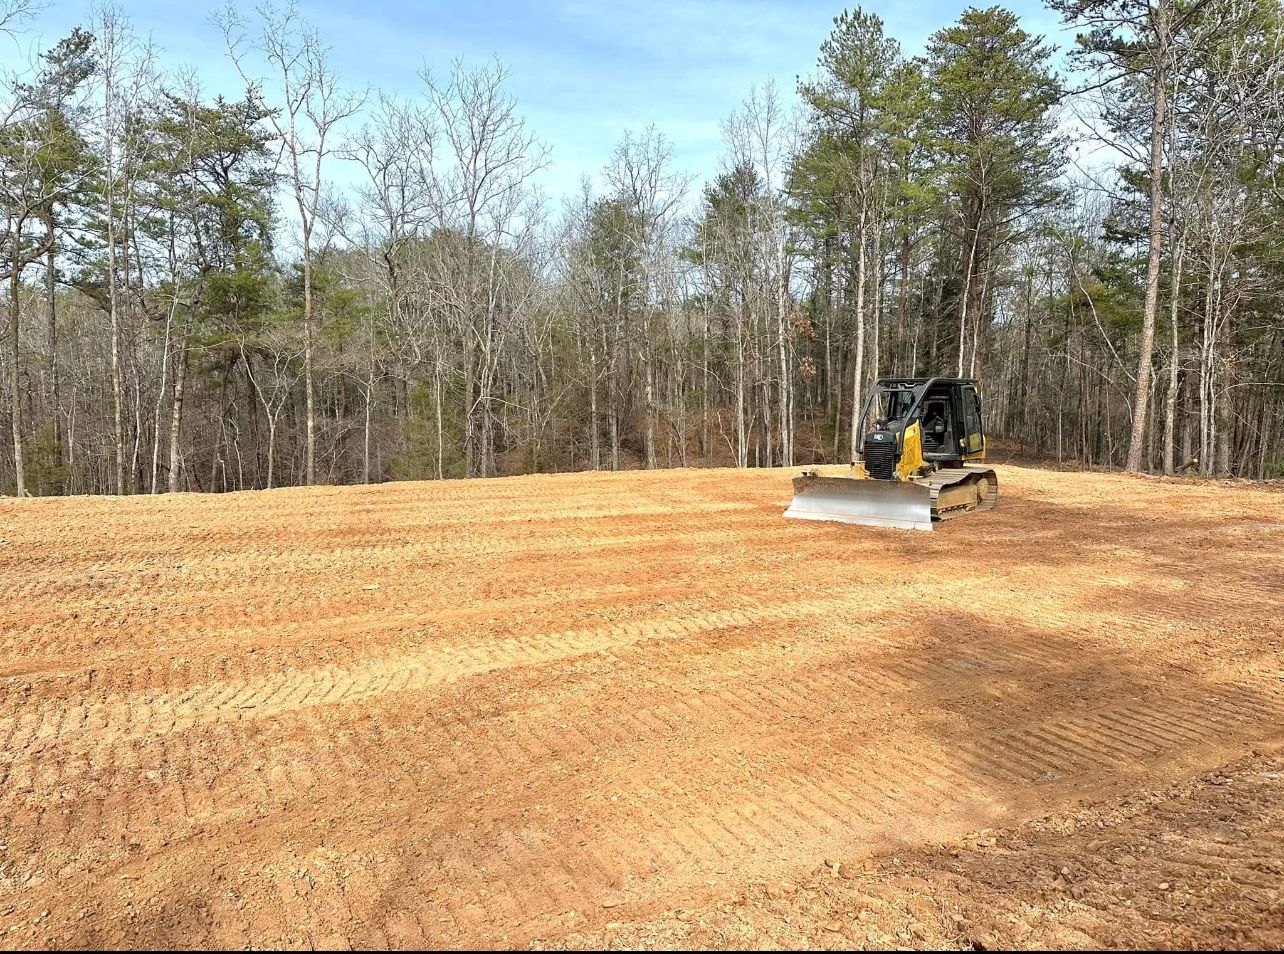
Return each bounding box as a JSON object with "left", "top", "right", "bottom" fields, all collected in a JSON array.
[{"left": 922, "top": 399, "right": 948, "bottom": 451}]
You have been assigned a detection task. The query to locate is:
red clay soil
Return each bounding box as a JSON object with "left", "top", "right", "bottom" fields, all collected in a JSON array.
[{"left": 0, "top": 464, "right": 1281, "bottom": 949}]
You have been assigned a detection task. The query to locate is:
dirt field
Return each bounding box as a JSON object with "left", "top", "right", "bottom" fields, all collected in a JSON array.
[{"left": 1, "top": 463, "right": 1282, "bottom": 950}]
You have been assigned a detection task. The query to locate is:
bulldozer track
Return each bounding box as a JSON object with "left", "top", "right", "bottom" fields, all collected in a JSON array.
[{"left": 1, "top": 464, "right": 1282, "bottom": 949}]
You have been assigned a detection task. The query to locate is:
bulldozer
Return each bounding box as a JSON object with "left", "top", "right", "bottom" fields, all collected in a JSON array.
[{"left": 785, "top": 377, "right": 997, "bottom": 531}]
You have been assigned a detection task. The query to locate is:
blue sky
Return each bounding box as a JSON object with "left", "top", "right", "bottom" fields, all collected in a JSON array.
[{"left": 15, "top": 0, "right": 1069, "bottom": 200}]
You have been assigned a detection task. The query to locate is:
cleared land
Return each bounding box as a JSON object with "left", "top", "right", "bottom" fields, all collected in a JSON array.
[{"left": 1, "top": 464, "right": 1282, "bottom": 949}]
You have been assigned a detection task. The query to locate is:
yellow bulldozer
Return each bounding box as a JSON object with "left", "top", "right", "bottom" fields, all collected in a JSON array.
[{"left": 785, "top": 377, "right": 997, "bottom": 531}]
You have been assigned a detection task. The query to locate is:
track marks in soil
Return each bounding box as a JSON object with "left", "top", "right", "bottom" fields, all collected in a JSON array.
[
  {"left": 1, "top": 464, "right": 1282, "bottom": 949},
  {"left": 551, "top": 754, "right": 1284, "bottom": 950}
]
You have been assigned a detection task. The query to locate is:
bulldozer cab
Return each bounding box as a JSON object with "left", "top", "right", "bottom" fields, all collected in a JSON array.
[{"left": 855, "top": 378, "right": 984, "bottom": 466}]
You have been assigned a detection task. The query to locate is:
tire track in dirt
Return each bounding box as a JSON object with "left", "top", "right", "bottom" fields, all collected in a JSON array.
[
  {"left": 1, "top": 591, "right": 890, "bottom": 755},
  {"left": 3, "top": 606, "right": 1280, "bottom": 947},
  {"left": 547, "top": 754, "right": 1284, "bottom": 950},
  {"left": 0, "top": 517, "right": 776, "bottom": 669}
]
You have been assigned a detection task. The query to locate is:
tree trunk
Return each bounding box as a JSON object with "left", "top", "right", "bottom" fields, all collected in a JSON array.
[
  {"left": 8, "top": 258, "right": 25, "bottom": 496},
  {"left": 643, "top": 354, "right": 657, "bottom": 469},
  {"left": 363, "top": 385, "right": 372, "bottom": 484},
  {"left": 735, "top": 330, "right": 748, "bottom": 468},
  {"left": 435, "top": 359, "right": 445, "bottom": 480},
  {"left": 150, "top": 302, "right": 177, "bottom": 494},
  {"left": 1125, "top": 0, "right": 1171, "bottom": 473},
  {"left": 302, "top": 234, "right": 316, "bottom": 485},
  {"left": 957, "top": 199, "right": 982, "bottom": 378},
  {"left": 1162, "top": 237, "right": 1183, "bottom": 475},
  {"left": 46, "top": 244, "right": 61, "bottom": 489},
  {"left": 701, "top": 309, "right": 711, "bottom": 464},
  {"left": 1199, "top": 251, "right": 1216, "bottom": 474},
  {"left": 870, "top": 219, "right": 882, "bottom": 388},
  {"left": 1215, "top": 390, "right": 1231, "bottom": 476},
  {"left": 848, "top": 209, "right": 868, "bottom": 463},
  {"left": 896, "top": 229, "right": 910, "bottom": 376},
  {"left": 266, "top": 418, "right": 277, "bottom": 489},
  {"left": 463, "top": 344, "right": 476, "bottom": 477},
  {"left": 108, "top": 204, "right": 126, "bottom": 494},
  {"left": 363, "top": 307, "right": 376, "bottom": 484},
  {"left": 1016, "top": 268, "right": 1035, "bottom": 443},
  {"left": 609, "top": 406, "right": 620, "bottom": 471},
  {"left": 589, "top": 348, "right": 601, "bottom": 470},
  {"left": 776, "top": 243, "right": 792, "bottom": 466},
  {"left": 167, "top": 336, "right": 188, "bottom": 494}
]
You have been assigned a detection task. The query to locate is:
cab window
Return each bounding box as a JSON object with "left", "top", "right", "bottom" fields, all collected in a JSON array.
[{"left": 961, "top": 386, "right": 983, "bottom": 453}]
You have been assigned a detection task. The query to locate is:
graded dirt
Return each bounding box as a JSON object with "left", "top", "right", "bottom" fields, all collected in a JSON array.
[{"left": 1, "top": 464, "right": 1281, "bottom": 948}]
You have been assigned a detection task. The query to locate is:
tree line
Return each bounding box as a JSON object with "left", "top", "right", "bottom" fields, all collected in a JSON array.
[{"left": 3, "top": 0, "right": 1283, "bottom": 496}]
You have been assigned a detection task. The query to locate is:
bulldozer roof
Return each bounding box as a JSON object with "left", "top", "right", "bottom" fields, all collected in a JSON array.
[{"left": 873, "top": 377, "right": 978, "bottom": 390}]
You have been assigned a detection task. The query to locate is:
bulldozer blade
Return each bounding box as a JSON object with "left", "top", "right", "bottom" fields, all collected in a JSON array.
[{"left": 783, "top": 474, "right": 934, "bottom": 531}]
